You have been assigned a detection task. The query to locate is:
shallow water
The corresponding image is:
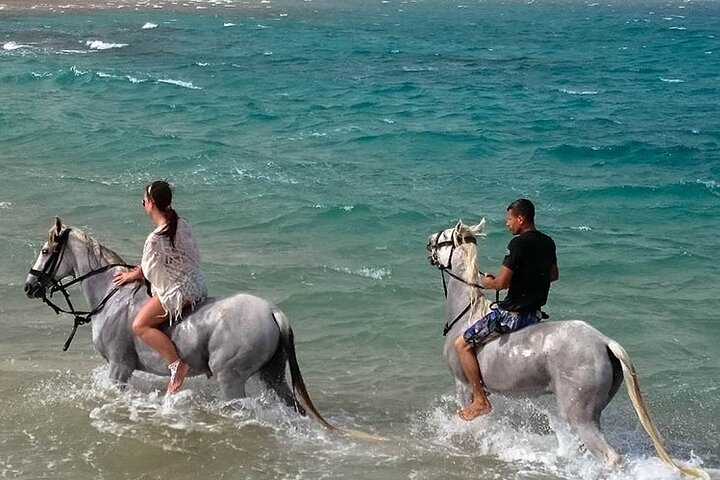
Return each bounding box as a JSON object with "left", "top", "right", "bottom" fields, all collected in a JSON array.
[{"left": 1, "top": 0, "right": 719, "bottom": 478}]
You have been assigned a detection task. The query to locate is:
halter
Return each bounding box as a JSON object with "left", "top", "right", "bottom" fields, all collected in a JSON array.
[
  {"left": 428, "top": 228, "right": 498, "bottom": 336},
  {"left": 28, "top": 228, "right": 134, "bottom": 351}
]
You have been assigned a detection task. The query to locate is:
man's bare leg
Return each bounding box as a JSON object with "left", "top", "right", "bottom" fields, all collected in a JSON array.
[{"left": 454, "top": 336, "right": 492, "bottom": 420}]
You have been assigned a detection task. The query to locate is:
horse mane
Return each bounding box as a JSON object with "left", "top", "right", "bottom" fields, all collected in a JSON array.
[
  {"left": 453, "top": 223, "right": 490, "bottom": 320},
  {"left": 48, "top": 225, "right": 126, "bottom": 267}
]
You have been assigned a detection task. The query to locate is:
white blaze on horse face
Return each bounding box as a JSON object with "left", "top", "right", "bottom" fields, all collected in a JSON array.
[
  {"left": 26, "top": 241, "right": 51, "bottom": 285},
  {"left": 434, "top": 227, "right": 456, "bottom": 268}
]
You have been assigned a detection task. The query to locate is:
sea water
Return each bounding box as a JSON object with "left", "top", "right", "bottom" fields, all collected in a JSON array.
[{"left": 1, "top": 1, "right": 718, "bottom": 478}]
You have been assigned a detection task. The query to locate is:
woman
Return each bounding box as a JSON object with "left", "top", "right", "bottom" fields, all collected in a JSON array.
[{"left": 114, "top": 180, "right": 207, "bottom": 394}]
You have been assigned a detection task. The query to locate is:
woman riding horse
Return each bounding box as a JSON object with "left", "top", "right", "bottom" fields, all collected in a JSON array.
[{"left": 113, "top": 180, "right": 207, "bottom": 394}]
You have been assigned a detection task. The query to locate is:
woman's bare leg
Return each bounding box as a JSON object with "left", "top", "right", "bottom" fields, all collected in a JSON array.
[{"left": 132, "top": 295, "right": 189, "bottom": 393}]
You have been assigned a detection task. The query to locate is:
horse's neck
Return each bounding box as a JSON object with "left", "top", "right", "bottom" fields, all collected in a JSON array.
[
  {"left": 445, "top": 272, "right": 491, "bottom": 322},
  {"left": 69, "top": 237, "right": 116, "bottom": 308}
]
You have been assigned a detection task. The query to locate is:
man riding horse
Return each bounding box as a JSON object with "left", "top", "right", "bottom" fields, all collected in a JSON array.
[{"left": 455, "top": 198, "right": 558, "bottom": 420}]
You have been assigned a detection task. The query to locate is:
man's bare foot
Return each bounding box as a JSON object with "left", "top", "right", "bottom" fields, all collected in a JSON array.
[
  {"left": 457, "top": 398, "right": 492, "bottom": 421},
  {"left": 167, "top": 359, "right": 190, "bottom": 394}
]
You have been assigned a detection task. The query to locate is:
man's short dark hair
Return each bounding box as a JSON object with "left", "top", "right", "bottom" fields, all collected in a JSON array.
[{"left": 507, "top": 198, "right": 535, "bottom": 222}]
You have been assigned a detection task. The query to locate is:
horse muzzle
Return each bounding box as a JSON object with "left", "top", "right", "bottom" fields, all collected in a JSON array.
[{"left": 24, "top": 280, "right": 45, "bottom": 299}]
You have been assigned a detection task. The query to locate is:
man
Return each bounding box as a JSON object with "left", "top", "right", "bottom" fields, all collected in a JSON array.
[{"left": 454, "top": 198, "right": 559, "bottom": 420}]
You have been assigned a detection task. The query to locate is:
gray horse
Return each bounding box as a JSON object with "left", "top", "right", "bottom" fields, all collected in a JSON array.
[
  {"left": 427, "top": 219, "right": 708, "bottom": 479},
  {"left": 24, "top": 218, "right": 334, "bottom": 430}
]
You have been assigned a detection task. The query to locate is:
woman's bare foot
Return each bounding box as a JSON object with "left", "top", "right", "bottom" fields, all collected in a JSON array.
[
  {"left": 167, "top": 359, "right": 190, "bottom": 394},
  {"left": 457, "top": 397, "right": 492, "bottom": 421}
]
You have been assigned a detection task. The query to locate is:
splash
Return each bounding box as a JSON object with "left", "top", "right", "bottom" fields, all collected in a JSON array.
[
  {"left": 33, "top": 366, "right": 330, "bottom": 445},
  {"left": 408, "top": 395, "right": 711, "bottom": 480}
]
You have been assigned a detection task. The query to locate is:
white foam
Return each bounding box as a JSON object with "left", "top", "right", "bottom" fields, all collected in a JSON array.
[
  {"left": 85, "top": 40, "right": 128, "bottom": 50},
  {"left": 223, "top": 22, "right": 236, "bottom": 27},
  {"left": 70, "top": 65, "right": 89, "bottom": 76},
  {"left": 559, "top": 88, "right": 599, "bottom": 95},
  {"left": 571, "top": 225, "right": 592, "bottom": 231},
  {"left": 402, "top": 65, "right": 438, "bottom": 72},
  {"left": 126, "top": 75, "right": 147, "bottom": 84},
  {"left": 141, "top": 22, "right": 158, "bottom": 29},
  {"left": 157, "top": 78, "right": 201, "bottom": 90},
  {"left": 3, "top": 41, "right": 31, "bottom": 51},
  {"left": 328, "top": 265, "right": 392, "bottom": 280},
  {"left": 0, "top": 202, "right": 12, "bottom": 209},
  {"left": 659, "top": 77, "right": 685, "bottom": 83}
]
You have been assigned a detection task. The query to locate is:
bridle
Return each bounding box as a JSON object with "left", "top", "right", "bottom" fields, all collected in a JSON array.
[
  {"left": 427, "top": 228, "right": 497, "bottom": 336},
  {"left": 28, "top": 228, "right": 134, "bottom": 351}
]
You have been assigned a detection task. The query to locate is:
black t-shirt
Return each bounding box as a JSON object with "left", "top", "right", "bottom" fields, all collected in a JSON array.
[{"left": 497, "top": 230, "right": 557, "bottom": 313}]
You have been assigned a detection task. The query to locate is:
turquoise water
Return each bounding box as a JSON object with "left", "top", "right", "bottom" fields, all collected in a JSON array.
[{"left": 1, "top": 1, "right": 719, "bottom": 478}]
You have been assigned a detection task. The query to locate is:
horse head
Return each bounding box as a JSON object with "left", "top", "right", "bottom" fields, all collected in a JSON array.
[
  {"left": 25, "top": 217, "right": 76, "bottom": 298},
  {"left": 427, "top": 219, "right": 489, "bottom": 330},
  {"left": 426, "top": 218, "right": 485, "bottom": 272}
]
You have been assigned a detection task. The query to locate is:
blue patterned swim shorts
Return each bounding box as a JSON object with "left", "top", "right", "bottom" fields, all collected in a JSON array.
[{"left": 463, "top": 307, "right": 541, "bottom": 347}]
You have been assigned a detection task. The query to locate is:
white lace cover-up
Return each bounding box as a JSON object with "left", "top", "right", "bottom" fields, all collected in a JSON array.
[{"left": 141, "top": 218, "right": 207, "bottom": 324}]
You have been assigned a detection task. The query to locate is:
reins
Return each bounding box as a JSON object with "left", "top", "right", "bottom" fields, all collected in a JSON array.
[
  {"left": 29, "top": 228, "right": 135, "bottom": 351},
  {"left": 430, "top": 229, "right": 499, "bottom": 336}
]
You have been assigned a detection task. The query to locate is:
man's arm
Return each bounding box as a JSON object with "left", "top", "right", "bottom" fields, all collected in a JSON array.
[
  {"left": 550, "top": 263, "right": 559, "bottom": 282},
  {"left": 481, "top": 265, "right": 512, "bottom": 291}
]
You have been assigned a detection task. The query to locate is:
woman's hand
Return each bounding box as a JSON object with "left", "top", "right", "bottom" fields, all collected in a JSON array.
[{"left": 113, "top": 267, "right": 142, "bottom": 287}]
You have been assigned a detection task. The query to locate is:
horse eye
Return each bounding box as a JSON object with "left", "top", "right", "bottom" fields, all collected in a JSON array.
[{"left": 41, "top": 248, "right": 49, "bottom": 255}]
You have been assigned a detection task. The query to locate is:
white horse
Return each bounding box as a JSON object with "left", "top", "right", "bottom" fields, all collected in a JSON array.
[
  {"left": 426, "top": 219, "right": 708, "bottom": 479},
  {"left": 25, "top": 218, "right": 335, "bottom": 430}
]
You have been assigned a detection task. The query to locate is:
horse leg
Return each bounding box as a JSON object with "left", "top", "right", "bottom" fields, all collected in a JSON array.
[
  {"left": 574, "top": 419, "right": 622, "bottom": 466},
  {"left": 556, "top": 385, "right": 622, "bottom": 466},
  {"left": 214, "top": 369, "right": 249, "bottom": 400},
  {"left": 258, "top": 346, "right": 302, "bottom": 413},
  {"left": 455, "top": 379, "right": 472, "bottom": 407},
  {"left": 108, "top": 362, "right": 134, "bottom": 386}
]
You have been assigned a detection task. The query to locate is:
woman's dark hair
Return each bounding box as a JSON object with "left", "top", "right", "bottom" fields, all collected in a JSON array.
[
  {"left": 507, "top": 198, "right": 535, "bottom": 223},
  {"left": 146, "top": 180, "right": 179, "bottom": 248}
]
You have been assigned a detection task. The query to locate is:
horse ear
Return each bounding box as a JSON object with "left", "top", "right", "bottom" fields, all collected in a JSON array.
[
  {"left": 55, "top": 217, "right": 63, "bottom": 235},
  {"left": 468, "top": 218, "right": 486, "bottom": 236},
  {"left": 453, "top": 220, "right": 465, "bottom": 239}
]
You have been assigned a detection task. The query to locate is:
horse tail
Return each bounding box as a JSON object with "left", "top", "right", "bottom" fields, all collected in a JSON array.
[
  {"left": 271, "top": 309, "right": 336, "bottom": 431},
  {"left": 607, "top": 341, "right": 710, "bottom": 479},
  {"left": 271, "top": 309, "right": 387, "bottom": 442}
]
